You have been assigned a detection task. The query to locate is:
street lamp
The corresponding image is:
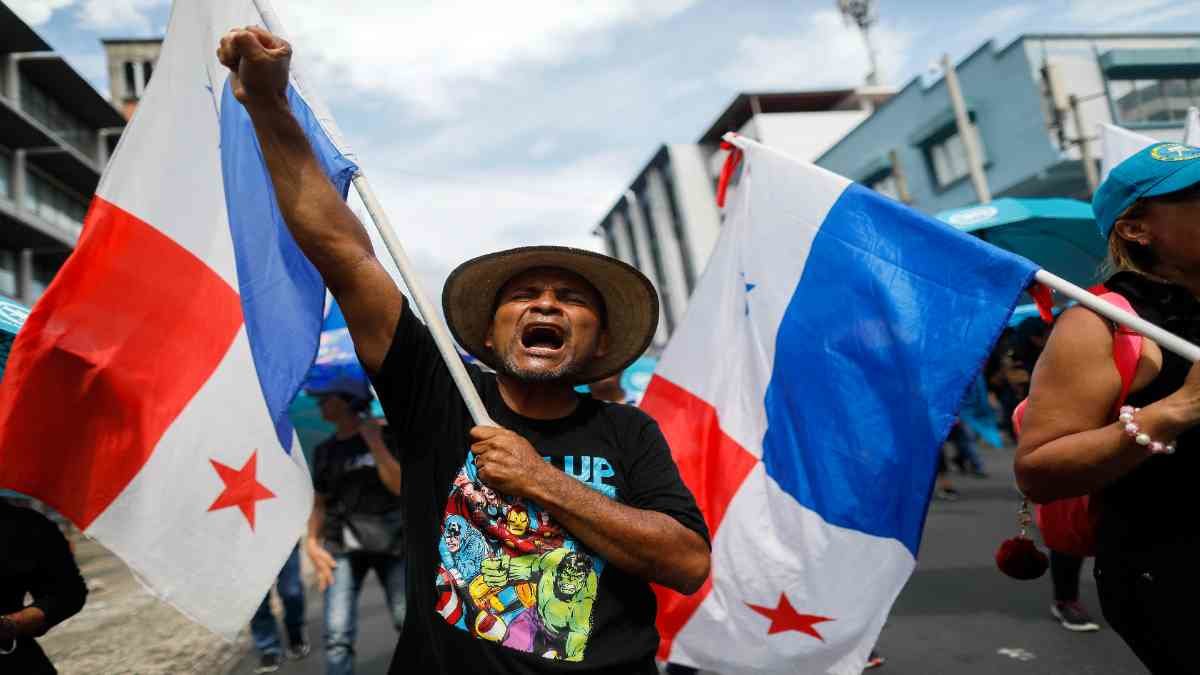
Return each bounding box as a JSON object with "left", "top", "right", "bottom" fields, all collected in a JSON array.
[{"left": 836, "top": 0, "right": 880, "bottom": 86}]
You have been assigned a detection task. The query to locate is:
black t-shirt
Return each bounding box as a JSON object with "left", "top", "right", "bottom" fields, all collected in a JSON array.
[
  {"left": 313, "top": 434, "right": 404, "bottom": 556},
  {"left": 371, "top": 303, "right": 707, "bottom": 674},
  {"left": 0, "top": 502, "right": 88, "bottom": 675}
]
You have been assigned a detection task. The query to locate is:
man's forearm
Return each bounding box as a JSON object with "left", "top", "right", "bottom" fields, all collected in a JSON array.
[
  {"left": 529, "top": 470, "right": 709, "bottom": 594},
  {"left": 242, "top": 98, "right": 374, "bottom": 293},
  {"left": 307, "top": 497, "right": 326, "bottom": 542},
  {"left": 1, "top": 607, "right": 48, "bottom": 639},
  {"left": 365, "top": 438, "right": 403, "bottom": 496}
]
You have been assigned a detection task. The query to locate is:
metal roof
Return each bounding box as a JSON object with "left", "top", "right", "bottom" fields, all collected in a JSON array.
[
  {"left": 697, "top": 90, "right": 865, "bottom": 144},
  {"left": 0, "top": 2, "right": 52, "bottom": 53}
]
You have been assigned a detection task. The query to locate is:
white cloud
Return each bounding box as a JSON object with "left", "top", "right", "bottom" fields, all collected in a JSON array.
[
  {"left": 718, "top": 10, "right": 913, "bottom": 90},
  {"left": 1065, "top": 0, "right": 1174, "bottom": 26},
  {"left": 75, "top": 0, "right": 168, "bottom": 33},
  {"left": 357, "top": 148, "right": 632, "bottom": 299},
  {"left": 7, "top": 0, "right": 74, "bottom": 26},
  {"left": 272, "top": 0, "right": 698, "bottom": 119}
]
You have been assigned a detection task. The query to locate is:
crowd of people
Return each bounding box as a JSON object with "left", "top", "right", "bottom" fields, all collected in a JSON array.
[{"left": 4, "top": 24, "right": 1200, "bottom": 675}]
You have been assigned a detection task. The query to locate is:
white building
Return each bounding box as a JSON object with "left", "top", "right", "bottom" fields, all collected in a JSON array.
[{"left": 594, "top": 88, "right": 892, "bottom": 348}]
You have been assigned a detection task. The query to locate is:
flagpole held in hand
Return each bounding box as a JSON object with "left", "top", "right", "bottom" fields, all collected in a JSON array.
[{"left": 251, "top": 0, "right": 494, "bottom": 426}]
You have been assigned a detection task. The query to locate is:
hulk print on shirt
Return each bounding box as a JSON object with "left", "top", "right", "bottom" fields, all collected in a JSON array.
[{"left": 434, "top": 452, "right": 613, "bottom": 662}]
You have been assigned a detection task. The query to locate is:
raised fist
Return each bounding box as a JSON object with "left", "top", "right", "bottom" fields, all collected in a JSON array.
[{"left": 216, "top": 25, "right": 292, "bottom": 106}]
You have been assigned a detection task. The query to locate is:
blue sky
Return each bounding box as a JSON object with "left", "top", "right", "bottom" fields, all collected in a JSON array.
[{"left": 9, "top": 0, "right": 1200, "bottom": 294}]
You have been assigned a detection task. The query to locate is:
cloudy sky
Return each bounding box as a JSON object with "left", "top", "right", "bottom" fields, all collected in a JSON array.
[{"left": 8, "top": 0, "right": 1200, "bottom": 296}]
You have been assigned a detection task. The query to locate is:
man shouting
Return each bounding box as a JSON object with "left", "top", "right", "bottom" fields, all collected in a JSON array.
[{"left": 218, "top": 26, "right": 710, "bottom": 675}]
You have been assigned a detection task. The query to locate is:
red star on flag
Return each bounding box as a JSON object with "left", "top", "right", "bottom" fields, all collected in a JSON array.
[
  {"left": 746, "top": 593, "right": 834, "bottom": 641},
  {"left": 207, "top": 451, "right": 275, "bottom": 530}
]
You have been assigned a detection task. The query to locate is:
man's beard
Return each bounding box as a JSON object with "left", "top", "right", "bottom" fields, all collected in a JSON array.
[{"left": 496, "top": 333, "right": 589, "bottom": 382}]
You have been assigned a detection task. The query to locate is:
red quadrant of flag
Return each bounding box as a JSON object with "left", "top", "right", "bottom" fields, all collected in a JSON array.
[
  {"left": 640, "top": 374, "right": 759, "bottom": 659},
  {"left": 0, "top": 197, "right": 243, "bottom": 528}
]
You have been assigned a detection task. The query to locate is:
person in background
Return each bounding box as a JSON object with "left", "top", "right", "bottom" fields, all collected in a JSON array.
[
  {"left": 588, "top": 372, "right": 633, "bottom": 404},
  {"left": 250, "top": 544, "right": 310, "bottom": 674},
  {"left": 0, "top": 499, "right": 87, "bottom": 675},
  {"left": 1015, "top": 144, "right": 1200, "bottom": 672},
  {"left": 307, "top": 388, "right": 405, "bottom": 675}
]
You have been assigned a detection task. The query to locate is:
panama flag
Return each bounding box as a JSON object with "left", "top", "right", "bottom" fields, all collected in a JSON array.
[
  {"left": 642, "top": 136, "right": 1037, "bottom": 674},
  {"left": 0, "top": 0, "right": 357, "bottom": 638}
]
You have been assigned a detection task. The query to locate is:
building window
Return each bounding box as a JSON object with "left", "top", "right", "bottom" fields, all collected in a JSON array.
[
  {"left": 1109, "top": 78, "right": 1200, "bottom": 125},
  {"left": 926, "top": 124, "right": 986, "bottom": 188},
  {"left": 0, "top": 150, "right": 11, "bottom": 200},
  {"left": 0, "top": 251, "right": 15, "bottom": 297},
  {"left": 142, "top": 60, "right": 154, "bottom": 89},
  {"left": 123, "top": 61, "right": 138, "bottom": 99},
  {"left": 25, "top": 167, "right": 87, "bottom": 232},
  {"left": 867, "top": 173, "right": 900, "bottom": 200},
  {"left": 19, "top": 79, "right": 94, "bottom": 156}
]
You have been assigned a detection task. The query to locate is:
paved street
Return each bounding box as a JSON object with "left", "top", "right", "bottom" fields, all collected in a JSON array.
[
  {"left": 875, "top": 447, "right": 1143, "bottom": 675},
  {"left": 229, "top": 572, "right": 400, "bottom": 675},
  {"left": 230, "top": 446, "right": 1146, "bottom": 675}
]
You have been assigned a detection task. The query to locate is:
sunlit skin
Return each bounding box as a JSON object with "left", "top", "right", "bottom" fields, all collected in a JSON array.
[
  {"left": 484, "top": 267, "right": 610, "bottom": 385},
  {"left": 218, "top": 26, "right": 711, "bottom": 596},
  {"left": 1015, "top": 186, "right": 1200, "bottom": 503}
]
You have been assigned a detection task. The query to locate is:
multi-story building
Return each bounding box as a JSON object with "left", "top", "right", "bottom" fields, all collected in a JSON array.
[
  {"left": 595, "top": 33, "right": 1200, "bottom": 346},
  {"left": 817, "top": 33, "right": 1200, "bottom": 212},
  {"left": 595, "top": 88, "right": 892, "bottom": 348},
  {"left": 0, "top": 2, "right": 127, "bottom": 304}
]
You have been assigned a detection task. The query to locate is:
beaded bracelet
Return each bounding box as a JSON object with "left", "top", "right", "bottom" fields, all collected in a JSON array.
[{"left": 1118, "top": 406, "right": 1176, "bottom": 455}]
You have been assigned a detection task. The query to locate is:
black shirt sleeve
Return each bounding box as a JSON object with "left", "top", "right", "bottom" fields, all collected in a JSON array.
[
  {"left": 312, "top": 440, "right": 333, "bottom": 495},
  {"left": 623, "top": 414, "right": 710, "bottom": 546},
  {"left": 26, "top": 511, "right": 87, "bottom": 631},
  {"left": 369, "top": 301, "right": 480, "bottom": 461}
]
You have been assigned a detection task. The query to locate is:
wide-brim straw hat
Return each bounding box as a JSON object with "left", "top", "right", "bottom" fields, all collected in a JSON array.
[{"left": 442, "top": 246, "right": 659, "bottom": 384}]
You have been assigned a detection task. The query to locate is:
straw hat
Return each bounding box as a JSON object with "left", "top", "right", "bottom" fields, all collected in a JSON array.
[{"left": 442, "top": 246, "right": 659, "bottom": 384}]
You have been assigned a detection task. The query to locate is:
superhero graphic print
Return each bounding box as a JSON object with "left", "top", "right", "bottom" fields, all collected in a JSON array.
[{"left": 435, "top": 452, "right": 613, "bottom": 662}]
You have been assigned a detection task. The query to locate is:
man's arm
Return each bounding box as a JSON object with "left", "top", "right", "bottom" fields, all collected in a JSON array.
[
  {"left": 305, "top": 494, "right": 337, "bottom": 591},
  {"left": 4, "top": 513, "right": 87, "bottom": 639},
  {"left": 360, "top": 419, "right": 402, "bottom": 496},
  {"left": 217, "top": 26, "right": 401, "bottom": 373},
  {"left": 470, "top": 427, "right": 710, "bottom": 595}
]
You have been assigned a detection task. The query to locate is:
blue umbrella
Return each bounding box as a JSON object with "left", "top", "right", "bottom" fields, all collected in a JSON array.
[
  {"left": 936, "top": 198, "right": 1104, "bottom": 292},
  {"left": 0, "top": 295, "right": 31, "bottom": 382},
  {"left": 287, "top": 301, "right": 383, "bottom": 460}
]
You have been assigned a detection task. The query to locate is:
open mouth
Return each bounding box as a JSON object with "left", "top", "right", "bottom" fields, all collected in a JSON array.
[{"left": 520, "top": 323, "right": 566, "bottom": 353}]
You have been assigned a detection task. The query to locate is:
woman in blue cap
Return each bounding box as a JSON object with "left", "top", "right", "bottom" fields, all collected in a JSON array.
[{"left": 1015, "top": 142, "right": 1200, "bottom": 673}]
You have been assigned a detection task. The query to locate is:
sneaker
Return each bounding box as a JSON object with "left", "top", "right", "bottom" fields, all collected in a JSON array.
[
  {"left": 287, "top": 638, "right": 311, "bottom": 660},
  {"left": 254, "top": 652, "right": 283, "bottom": 674},
  {"left": 935, "top": 487, "right": 960, "bottom": 502},
  {"left": 1051, "top": 601, "right": 1101, "bottom": 632},
  {"left": 864, "top": 649, "right": 886, "bottom": 669}
]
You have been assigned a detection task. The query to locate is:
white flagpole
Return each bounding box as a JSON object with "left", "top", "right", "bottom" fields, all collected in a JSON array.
[
  {"left": 723, "top": 132, "right": 1200, "bottom": 365},
  {"left": 1035, "top": 270, "right": 1200, "bottom": 363},
  {"left": 251, "top": 0, "right": 495, "bottom": 426}
]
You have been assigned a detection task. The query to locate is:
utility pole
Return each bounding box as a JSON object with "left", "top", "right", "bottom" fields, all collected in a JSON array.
[
  {"left": 941, "top": 54, "right": 991, "bottom": 204},
  {"left": 837, "top": 0, "right": 880, "bottom": 86}
]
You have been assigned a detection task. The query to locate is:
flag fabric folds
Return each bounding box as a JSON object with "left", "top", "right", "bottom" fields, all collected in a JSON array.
[
  {"left": 0, "top": 0, "right": 357, "bottom": 638},
  {"left": 642, "top": 137, "right": 1037, "bottom": 674},
  {"left": 1100, "top": 123, "right": 1156, "bottom": 181}
]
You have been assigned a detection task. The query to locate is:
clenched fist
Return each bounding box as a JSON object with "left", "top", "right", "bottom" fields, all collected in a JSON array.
[
  {"left": 481, "top": 554, "right": 511, "bottom": 589},
  {"left": 216, "top": 25, "right": 292, "bottom": 107},
  {"left": 470, "top": 426, "right": 551, "bottom": 500}
]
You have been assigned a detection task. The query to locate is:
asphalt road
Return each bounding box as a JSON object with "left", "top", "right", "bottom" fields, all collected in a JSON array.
[
  {"left": 231, "top": 446, "right": 1146, "bottom": 675},
  {"left": 874, "top": 447, "right": 1144, "bottom": 675}
]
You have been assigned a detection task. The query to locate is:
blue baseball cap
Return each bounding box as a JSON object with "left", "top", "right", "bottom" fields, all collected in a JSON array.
[{"left": 1094, "top": 142, "right": 1200, "bottom": 240}]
